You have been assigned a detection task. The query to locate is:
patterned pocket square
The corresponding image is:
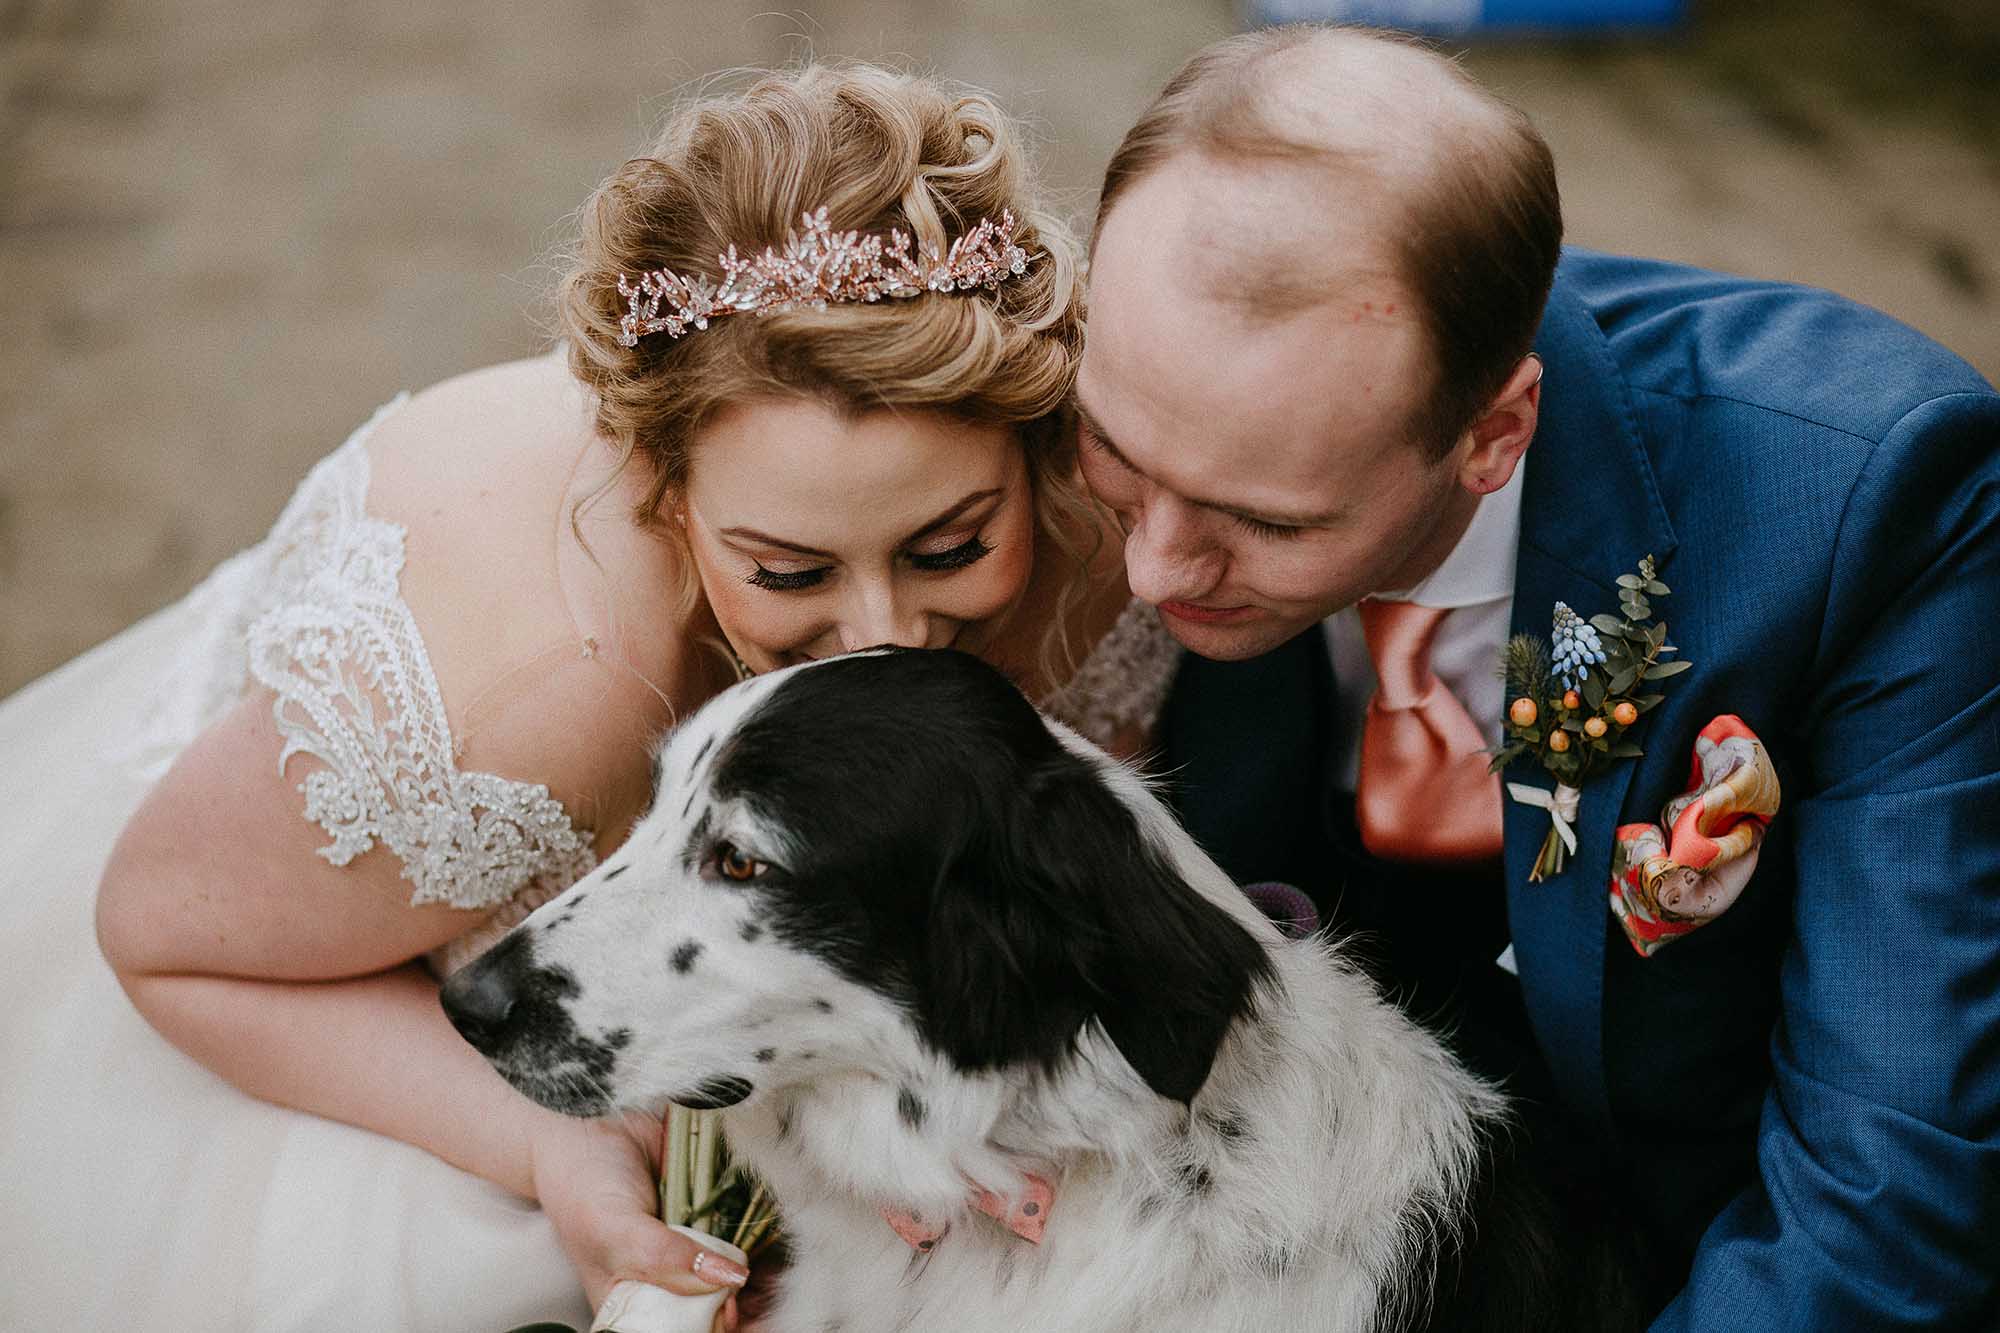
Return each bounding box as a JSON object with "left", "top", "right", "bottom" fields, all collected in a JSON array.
[{"left": 1609, "top": 715, "right": 1781, "bottom": 957}]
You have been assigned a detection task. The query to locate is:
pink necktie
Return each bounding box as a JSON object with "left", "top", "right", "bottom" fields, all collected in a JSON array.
[{"left": 1354, "top": 598, "right": 1503, "bottom": 864}]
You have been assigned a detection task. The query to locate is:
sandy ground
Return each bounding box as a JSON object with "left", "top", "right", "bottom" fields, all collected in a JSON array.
[{"left": 3, "top": 0, "right": 1996, "bottom": 695}]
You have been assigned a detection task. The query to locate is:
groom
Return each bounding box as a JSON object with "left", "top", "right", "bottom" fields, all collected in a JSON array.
[{"left": 1077, "top": 25, "right": 2000, "bottom": 1330}]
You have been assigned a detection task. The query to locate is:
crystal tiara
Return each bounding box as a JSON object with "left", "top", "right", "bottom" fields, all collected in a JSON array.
[{"left": 615, "top": 206, "right": 1033, "bottom": 346}]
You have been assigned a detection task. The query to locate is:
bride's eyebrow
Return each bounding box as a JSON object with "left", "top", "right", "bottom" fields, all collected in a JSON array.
[
  {"left": 720, "top": 488, "right": 1002, "bottom": 558},
  {"left": 902, "top": 488, "right": 1002, "bottom": 544}
]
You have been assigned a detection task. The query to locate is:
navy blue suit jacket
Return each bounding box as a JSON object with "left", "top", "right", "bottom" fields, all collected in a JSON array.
[{"left": 1162, "top": 249, "right": 2000, "bottom": 1329}]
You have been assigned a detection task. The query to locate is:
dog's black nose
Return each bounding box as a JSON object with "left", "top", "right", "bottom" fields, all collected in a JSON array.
[{"left": 440, "top": 931, "right": 532, "bottom": 1054}]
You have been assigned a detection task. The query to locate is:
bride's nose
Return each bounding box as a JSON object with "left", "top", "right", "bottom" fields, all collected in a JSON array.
[{"left": 836, "top": 580, "right": 929, "bottom": 652}]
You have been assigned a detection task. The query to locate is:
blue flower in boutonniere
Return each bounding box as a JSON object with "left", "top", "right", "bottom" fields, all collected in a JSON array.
[
  {"left": 1550, "top": 603, "right": 1607, "bottom": 684},
  {"left": 1490, "top": 555, "right": 1694, "bottom": 882}
]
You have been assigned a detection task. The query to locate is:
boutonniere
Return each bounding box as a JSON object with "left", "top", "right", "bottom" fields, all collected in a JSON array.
[{"left": 1489, "top": 555, "right": 1692, "bottom": 881}]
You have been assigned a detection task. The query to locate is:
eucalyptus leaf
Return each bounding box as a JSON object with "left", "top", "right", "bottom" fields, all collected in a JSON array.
[
  {"left": 1645, "top": 659, "right": 1694, "bottom": 680},
  {"left": 1616, "top": 574, "right": 1645, "bottom": 590},
  {"left": 1648, "top": 621, "right": 1669, "bottom": 649},
  {"left": 1607, "top": 741, "right": 1645, "bottom": 759},
  {"left": 1609, "top": 665, "right": 1637, "bottom": 693},
  {"left": 1634, "top": 693, "right": 1666, "bottom": 713},
  {"left": 1590, "top": 613, "right": 1627, "bottom": 636},
  {"left": 1582, "top": 672, "right": 1607, "bottom": 709},
  {"left": 1647, "top": 579, "right": 1670, "bottom": 596},
  {"left": 1621, "top": 595, "right": 1652, "bottom": 620}
]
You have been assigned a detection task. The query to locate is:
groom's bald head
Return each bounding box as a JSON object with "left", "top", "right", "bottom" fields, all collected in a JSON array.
[{"left": 1092, "top": 25, "right": 1560, "bottom": 453}]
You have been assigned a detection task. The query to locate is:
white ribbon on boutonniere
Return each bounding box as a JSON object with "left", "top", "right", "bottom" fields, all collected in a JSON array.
[
  {"left": 1490, "top": 555, "right": 1692, "bottom": 882},
  {"left": 1506, "top": 781, "right": 1580, "bottom": 861}
]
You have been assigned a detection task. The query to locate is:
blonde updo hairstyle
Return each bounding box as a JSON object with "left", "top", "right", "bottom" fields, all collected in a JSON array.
[{"left": 559, "top": 63, "right": 1093, "bottom": 679}]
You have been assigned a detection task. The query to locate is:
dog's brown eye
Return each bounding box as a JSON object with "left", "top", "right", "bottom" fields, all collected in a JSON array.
[{"left": 715, "top": 843, "right": 763, "bottom": 882}]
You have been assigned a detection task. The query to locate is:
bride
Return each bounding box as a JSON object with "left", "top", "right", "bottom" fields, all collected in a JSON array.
[{"left": 0, "top": 63, "right": 1179, "bottom": 1331}]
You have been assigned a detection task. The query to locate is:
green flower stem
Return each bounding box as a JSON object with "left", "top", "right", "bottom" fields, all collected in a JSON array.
[
  {"left": 662, "top": 1104, "right": 692, "bottom": 1228},
  {"left": 1529, "top": 825, "right": 1568, "bottom": 882},
  {"left": 691, "top": 1109, "right": 721, "bottom": 1223},
  {"left": 731, "top": 1178, "right": 769, "bottom": 1252}
]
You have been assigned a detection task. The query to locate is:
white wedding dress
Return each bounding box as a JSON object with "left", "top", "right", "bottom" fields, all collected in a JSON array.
[{"left": 0, "top": 395, "right": 1182, "bottom": 1332}]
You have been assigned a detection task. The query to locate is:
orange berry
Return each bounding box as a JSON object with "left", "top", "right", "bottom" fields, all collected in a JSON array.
[
  {"left": 1584, "top": 716, "right": 1608, "bottom": 738},
  {"left": 1613, "top": 701, "right": 1639, "bottom": 726},
  {"left": 1562, "top": 690, "right": 1581, "bottom": 710},
  {"left": 1548, "top": 729, "right": 1572, "bottom": 753},
  {"left": 1509, "top": 697, "right": 1538, "bottom": 727}
]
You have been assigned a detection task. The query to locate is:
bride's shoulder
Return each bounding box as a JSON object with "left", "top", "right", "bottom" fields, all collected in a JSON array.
[
  {"left": 362, "top": 351, "right": 591, "bottom": 520},
  {"left": 342, "top": 351, "right": 701, "bottom": 744}
]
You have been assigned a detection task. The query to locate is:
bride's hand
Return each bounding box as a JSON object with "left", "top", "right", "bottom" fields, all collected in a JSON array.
[{"left": 530, "top": 1109, "right": 751, "bottom": 1311}]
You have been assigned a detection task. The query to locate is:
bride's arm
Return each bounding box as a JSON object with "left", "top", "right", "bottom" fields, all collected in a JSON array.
[
  {"left": 97, "top": 695, "right": 548, "bottom": 1188},
  {"left": 94, "top": 687, "right": 745, "bottom": 1305}
]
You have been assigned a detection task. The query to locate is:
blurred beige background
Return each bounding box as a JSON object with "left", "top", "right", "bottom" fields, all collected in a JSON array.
[{"left": 3, "top": 0, "right": 1996, "bottom": 696}]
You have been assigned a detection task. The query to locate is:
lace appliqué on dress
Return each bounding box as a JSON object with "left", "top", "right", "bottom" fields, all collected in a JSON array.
[
  {"left": 1042, "top": 597, "right": 1184, "bottom": 750},
  {"left": 241, "top": 406, "right": 595, "bottom": 913}
]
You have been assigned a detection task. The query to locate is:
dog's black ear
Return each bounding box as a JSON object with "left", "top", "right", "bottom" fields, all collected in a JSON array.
[
  {"left": 921, "top": 774, "right": 1101, "bottom": 1081},
  {"left": 923, "top": 750, "right": 1271, "bottom": 1104},
  {"left": 1068, "top": 769, "right": 1272, "bottom": 1104}
]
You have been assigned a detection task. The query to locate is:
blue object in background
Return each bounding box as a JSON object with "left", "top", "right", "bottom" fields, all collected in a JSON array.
[{"left": 1245, "top": 0, "right": 1685, "bottom": 34}]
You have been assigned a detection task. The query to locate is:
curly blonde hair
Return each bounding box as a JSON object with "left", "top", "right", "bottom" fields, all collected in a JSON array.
[{"left": 557, "top": 63, "right": 1096, "bottom": 680}]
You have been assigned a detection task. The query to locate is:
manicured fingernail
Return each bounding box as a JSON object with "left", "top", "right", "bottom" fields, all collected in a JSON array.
[{"left": 691, "top": 1249, "right": 750, "bottom": 1288}]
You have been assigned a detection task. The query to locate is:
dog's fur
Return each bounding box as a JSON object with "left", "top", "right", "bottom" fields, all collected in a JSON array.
[{"left": 444, "top": 649, "right": 1637, "bottom": 1332}]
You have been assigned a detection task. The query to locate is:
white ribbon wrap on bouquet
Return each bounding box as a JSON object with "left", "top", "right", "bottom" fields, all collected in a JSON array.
[
  {"left": 1506, "top": 781, "right": 1581, "bottom": 854},
  {"left": 590, "top": 1227, "right": 748, "bottom": 1333}
]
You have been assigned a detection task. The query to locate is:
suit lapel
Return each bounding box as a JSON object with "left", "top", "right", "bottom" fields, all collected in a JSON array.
[{"left": 1504, "top": 267, "right": 1677, "bottom": 1129}]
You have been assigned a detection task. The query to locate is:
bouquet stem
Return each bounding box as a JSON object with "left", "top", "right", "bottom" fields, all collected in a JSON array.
[
  {"left": 691, "top": 1111, "right": 720, "bottom": 1218},
  {"left": 1529, "top": 825, "right": 1568, "bottom": 882},
  {"left": 661, "top": 1104, "right": 693, "bottom": 1227}
]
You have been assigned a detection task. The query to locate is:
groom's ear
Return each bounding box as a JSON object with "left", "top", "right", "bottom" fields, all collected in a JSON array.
[
  {"left": 1458, "top": 352, "right": 1542, "bottom": 495},
  {"left": 921, "top": 748, "right": 1270, "bottom": 1104}
]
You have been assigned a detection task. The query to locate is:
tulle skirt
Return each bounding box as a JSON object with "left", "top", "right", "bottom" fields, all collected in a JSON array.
[{"left": 0, "top": 597, "right": 590, "bottom": 1331}]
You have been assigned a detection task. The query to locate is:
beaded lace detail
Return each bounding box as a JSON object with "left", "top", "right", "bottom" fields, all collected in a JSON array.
[
  {"left": 1043, "top": 597, "right": 1184, "bottom": 750},
  {"left": 139, "top": 396, "right": 1178, "bottom": 946},
  {"left": 237, "top": 402, "right": 596, "bottom": 912}
]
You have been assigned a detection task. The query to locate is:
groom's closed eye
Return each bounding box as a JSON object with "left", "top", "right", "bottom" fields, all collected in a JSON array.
[
  {"left": 1225, "top": 512, "right": 1306, "bottom": 541},
  {"left": 1080, "top": 420, "right": 1326, "bottom": 539},
  {"left": 1078, "top": 421, "right": 1128, "bottom": 471}
]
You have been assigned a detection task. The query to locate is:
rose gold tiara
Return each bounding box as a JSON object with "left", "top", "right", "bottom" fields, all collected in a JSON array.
[{"left": 615, "top": 206, "right": 1033, "bottom": 347}]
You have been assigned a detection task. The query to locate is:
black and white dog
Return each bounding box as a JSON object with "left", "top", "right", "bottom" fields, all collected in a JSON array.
[{"left": 444, "top": 649, "right": 1638, "bottom": 1332}]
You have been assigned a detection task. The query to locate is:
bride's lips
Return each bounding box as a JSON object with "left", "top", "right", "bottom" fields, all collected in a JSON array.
[{"left": 1158, "top": 600, "right": 1259, "bottom": 626}]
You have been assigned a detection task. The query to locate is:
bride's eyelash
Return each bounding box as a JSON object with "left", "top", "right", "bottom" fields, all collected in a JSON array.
[
  {"left": 910, "top": 536, "right": 993, "bottom": 572},
  {"left": 744, "top": 536, "right": 991, "bottom": 593},
  {"left": 1228, "top": 512, "right": 1304, "bottom": 541},
  {"left": 747, "top": 564, "right": 827, "bottom": 591}
]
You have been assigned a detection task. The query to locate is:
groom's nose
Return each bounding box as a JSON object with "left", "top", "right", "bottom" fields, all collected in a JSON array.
[{"left": 1122, "top": 495, "right": 1224, "bottom": 604}]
